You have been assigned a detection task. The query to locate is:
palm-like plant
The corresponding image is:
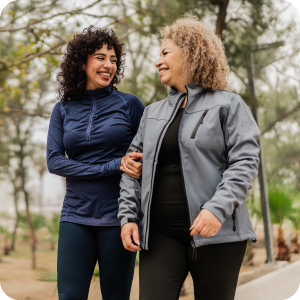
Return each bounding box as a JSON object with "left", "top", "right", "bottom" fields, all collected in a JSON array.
[
  {"left": 268, "top": 184, "right": 294, "bottom": 261},
  {"left": 289, "top": 195, "right": 300, "bottom": 254},
  {"left": 0, "top": 225, "right": 11, "bottom": 255}
]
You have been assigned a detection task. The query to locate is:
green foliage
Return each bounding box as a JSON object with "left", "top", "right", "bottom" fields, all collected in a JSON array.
[
  {"left": 0, "top": 225, "right": 11, "bottom": 239},
  {"left": 289, "top": 195, "right": 300, "bottom": 230},
  {"left": 37, "top": 269, "right": 57, "bottom": 282},
  {"left": 268, "top": 184, "right": 295, "bottom": 227},
  {"left": 37, "top": 268, "right": 100, "bottom": 283},
  {"left": 19, "top": 213, "right": 47, "bottom": 230},
  {"left": 43, "top": 214, "right": 60, "bottom": 246}
]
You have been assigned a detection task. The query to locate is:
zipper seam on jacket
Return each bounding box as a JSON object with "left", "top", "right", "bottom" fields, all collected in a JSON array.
[
  {"left": 179, "top": 88, "right": 206, "bottom": 256},
  {"left": 144, "top": 94, "right": 186, "bottom": 248},
  {"left": 191, "top": 109, "right": 208, "bottom": 139},
  {"left": 179, "top": 88, "right": 197, "bottom": 258},
  {"left": 86, "top": 95, "right": 96, "bottom": 141}
]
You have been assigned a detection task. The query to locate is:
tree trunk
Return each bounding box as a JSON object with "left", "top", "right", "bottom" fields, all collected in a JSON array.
[
  {"left": 213, "top": 0, "right": 230, "bottom": 38},
  {"left": 274, "top": 227, "right": 290, "bottom": 261},
  {"left": 17, "top": 123, "right": 37, "bottom": 269},
  {"left": 290, "top": 230, "right": 299, "bottom": 254},
  {"left": 25, "top": 197, "right": 37, "bottom": 269},
  {"left": 10, "top": 181, "right": 20, "bottom": 251}
]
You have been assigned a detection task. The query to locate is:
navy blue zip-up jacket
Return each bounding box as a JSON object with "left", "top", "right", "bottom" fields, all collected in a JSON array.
[{"left": 47, "top": 86, "right": 145, "bottom": 226}]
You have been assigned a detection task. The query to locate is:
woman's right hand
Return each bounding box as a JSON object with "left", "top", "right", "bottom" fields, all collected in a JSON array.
[{"left": 120, "top": 152, "right": 143, "bottom": 179}]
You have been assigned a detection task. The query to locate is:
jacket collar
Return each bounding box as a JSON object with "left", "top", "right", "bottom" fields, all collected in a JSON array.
[
  {"left": 80, "top": 86, "right": 113, "bottom": 101},
  {"left": 167, "top": 82, "right": 205, "bottom": 106}
]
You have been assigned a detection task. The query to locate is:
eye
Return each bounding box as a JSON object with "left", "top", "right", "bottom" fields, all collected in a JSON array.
[
  {"left": 97, "top": 57, "right": 104, "bottom": 60},
  {"left": 111, "top": 60, "right": 117, "bottom": 64}
]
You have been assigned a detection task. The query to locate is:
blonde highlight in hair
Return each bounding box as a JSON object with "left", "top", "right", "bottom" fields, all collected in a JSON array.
[{"left": 161, "top": 13, "right": 230, "bottom": 91}]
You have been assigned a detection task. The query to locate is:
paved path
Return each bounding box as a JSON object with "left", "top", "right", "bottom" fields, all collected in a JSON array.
[{"left": 235, "top": 260, "right": 300, "bottom": 300}]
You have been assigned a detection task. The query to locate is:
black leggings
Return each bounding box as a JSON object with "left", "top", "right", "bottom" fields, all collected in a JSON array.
[
  {"left": 57, "top": 222, "right": 136, "bottom": 300},
  {"left": 140, "top": 227, "right": 247, "bottom": 300}
]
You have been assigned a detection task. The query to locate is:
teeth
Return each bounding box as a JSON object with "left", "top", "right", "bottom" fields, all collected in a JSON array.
[
  {"left": 159, "top": 69, "right": 168, "bottom": 73},
  {"left": 99, "top": 73, "right": 111, "bottom": 77}
]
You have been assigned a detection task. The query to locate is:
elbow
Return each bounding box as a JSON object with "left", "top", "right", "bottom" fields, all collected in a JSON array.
[
  {"left": 47, "top": 158, "right": 58, "bottom": 175},
  {"left": 47, "top": 163, "right": 55, "bottom": 175}
]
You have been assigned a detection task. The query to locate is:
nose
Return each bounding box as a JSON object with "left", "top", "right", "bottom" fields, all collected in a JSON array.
[
  {"left": 103, "top": 59, "right": 113, "bottom": 69},
  {"left": 155, "top": 56, "right": 163, "bottom": 68}
]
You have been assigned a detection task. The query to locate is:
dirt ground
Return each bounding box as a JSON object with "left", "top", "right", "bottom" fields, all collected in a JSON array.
[{"left": 0, "top": 226, "right": 299, "bottom": 300}]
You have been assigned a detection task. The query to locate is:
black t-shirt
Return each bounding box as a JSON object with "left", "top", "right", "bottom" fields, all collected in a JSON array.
[{"left": 150, "top": 108, "right": 190, "bottom": 231}]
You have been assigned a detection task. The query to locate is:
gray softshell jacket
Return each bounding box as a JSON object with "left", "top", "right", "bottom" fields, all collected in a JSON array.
[{"left": 118, "top": 82, "right": 260, "bottom": 250}]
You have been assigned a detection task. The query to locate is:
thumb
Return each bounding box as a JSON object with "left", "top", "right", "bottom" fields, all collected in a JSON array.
[{"left": 132, "top": 226, "right": 140, "bottom": 246}]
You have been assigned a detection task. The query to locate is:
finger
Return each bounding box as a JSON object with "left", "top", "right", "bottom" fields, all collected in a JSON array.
[
  {"left": 190, "top": 214, "right": 201, "bottom": 230},
  {"left": 128, "top": 152, "right": 143, "bottom": 161},
  {"left": 190, "top": 221, "right": 205, "bottom": 236},
  {"left": 125, "top": 156, "right": 141, "bottom": 169},
  {"left": 198, "top": 225, "right": 210, "bottom": 237},
  {"left": 122, "top": 164, "right": 139, "bottom": 179},
  {"left": 124, "top": 234, "right": 140, "bottom": 252},
  {"left": 123, "top": 159, "right": 142, "bottom": 178},
  {"left": 132, "top": 227, "right": 140, "bottom": 247}
]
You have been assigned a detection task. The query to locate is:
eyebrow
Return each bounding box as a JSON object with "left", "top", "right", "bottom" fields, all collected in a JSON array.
[
  {"left": 160, "top": 47, "right": 171, "bottom": 55},
  {"left": 94, "top": 52, "right": 117, "bottom": 58}
]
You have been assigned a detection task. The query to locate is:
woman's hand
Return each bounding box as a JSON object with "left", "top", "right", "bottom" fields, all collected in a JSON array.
[
  {"left": 120, "top": 151, "right": 143, "bottom": 179},
  {"left": 121, "top": 222, "right": 141, "bottom": 252},
  {"left": 190, "top": 209, "right": 222, "bottom": 238}
]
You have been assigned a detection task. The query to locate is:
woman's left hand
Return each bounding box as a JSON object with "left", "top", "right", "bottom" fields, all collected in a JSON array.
[
  {"left": 190, "top": 209, "right": 222, "bottom": 238},
  {"left": 121, "top": 153, "right": 143, "bottom": 179}
]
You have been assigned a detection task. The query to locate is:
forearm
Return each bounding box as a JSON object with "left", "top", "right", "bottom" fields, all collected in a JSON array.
[{"left": 47, "top": 149, "right": 122, "bottom": 179}]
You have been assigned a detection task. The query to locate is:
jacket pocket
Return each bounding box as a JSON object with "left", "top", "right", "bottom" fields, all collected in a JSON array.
[
  {"left": 232, "top": 209, "right": 237, "bottom": 232},
  {"left": 191, "top": 110, "right": 208, "bottom": 139}
]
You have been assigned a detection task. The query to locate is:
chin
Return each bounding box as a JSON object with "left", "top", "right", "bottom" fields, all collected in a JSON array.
[{"left": 160, "top": 78, "right": 169, "bottom": 85}]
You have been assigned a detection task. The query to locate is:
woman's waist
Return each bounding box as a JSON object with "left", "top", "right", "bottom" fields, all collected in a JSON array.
[{"left": 65, "top": 175, "right": 121, "bottom": 197}]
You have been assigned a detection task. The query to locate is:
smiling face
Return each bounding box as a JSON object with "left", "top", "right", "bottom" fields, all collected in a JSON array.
[
  {"left": 155, "top": 39, "right": 192, "bottom": 93},
  {"left": 83, "top": 44, "right": 117, "bottom": 90}
]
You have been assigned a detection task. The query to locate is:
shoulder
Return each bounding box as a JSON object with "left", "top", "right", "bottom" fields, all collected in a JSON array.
[
  {"left": 204, "top": 89, "right": 248, "bottom": 110},
  {"left": 51, "top": 101, "right": 64, "bottom": 115},
  {"left": 114, "top": 91, "right": 144, "bottom": 108},
  {"left": 146, "top": 98, "right": 168, "bottom": 112}
]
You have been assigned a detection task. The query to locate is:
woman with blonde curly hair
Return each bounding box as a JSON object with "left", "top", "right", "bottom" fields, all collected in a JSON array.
[{"left": 119, "top": 14, "right": 260, "bottom": 300}]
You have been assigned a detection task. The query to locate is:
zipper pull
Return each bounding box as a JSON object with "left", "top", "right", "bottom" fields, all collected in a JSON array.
[
  {"left": 232, "top": 210, "right": 236, "bottom": 232},
  {"left": 191, "top": 241, "right": 197, "bottom": 260}
]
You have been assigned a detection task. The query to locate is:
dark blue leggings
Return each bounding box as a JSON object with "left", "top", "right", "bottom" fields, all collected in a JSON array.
[{"left": 57, "top": 221, "right": 136, "bottom": 300}]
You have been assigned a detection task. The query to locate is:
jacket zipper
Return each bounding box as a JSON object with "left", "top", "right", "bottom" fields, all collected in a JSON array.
[
  {"left": 179, "top": 88, "right": 207, "bottom": 259},
  {"left": 86, "top": 93, "right": 96, "bottom": 141},
  {"left": 144, "top": 94, "right": 186, "bottom": 247},
  {"left": 191, "top": 110, "right": 208, "bottom": 139},
  {"left": 232, "top": 209, "right": 237, "bottom": 231},
  {"left": 179, "top": 87, "right": 198, "bottom": 259},
  {"left": 179, "top": 151, "right": 197, "bottom": 259}
]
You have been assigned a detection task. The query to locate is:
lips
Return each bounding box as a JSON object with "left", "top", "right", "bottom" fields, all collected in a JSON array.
[
  {"left": 98, "top": 72, "right": 111, "bottom": 80},
  {"left": 159, "top": 68, "right": 169, "bottom": 74}
]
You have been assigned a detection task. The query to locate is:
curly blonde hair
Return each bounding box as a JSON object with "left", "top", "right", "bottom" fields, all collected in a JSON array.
[{"left": 161, "top": 14, "right": 230, "bottom": 91}]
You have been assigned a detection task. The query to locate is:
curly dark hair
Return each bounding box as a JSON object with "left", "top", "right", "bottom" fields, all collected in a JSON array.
[{"left": 57, "top": 26, "right": 126, "bottom": 101}]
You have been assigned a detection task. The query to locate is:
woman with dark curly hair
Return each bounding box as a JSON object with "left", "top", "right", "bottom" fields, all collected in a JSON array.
[
  {"left": 47, "top": 26, "right": 144, "bottom": 300},
  {"left": 119, "top": 14, "right": 259, "bottom": 300}
]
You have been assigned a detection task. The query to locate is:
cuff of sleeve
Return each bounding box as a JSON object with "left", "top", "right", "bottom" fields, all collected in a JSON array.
[
  {"left": 120, "top": 217, "right": 139, "bottom": 227},
  {"left": 201, "top": 203, "right": 226, "bottom": 225}
]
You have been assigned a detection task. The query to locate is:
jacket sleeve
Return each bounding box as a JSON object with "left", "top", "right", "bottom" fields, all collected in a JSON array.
[
  {"left": 47, "top": 102, "right": 121, "bottom": 180},
  {"left": 202, "top": 95, "right": 260, "bottom": 224},
  {"left": 118, "top": 107, "right": 148, "bottom": 227}
]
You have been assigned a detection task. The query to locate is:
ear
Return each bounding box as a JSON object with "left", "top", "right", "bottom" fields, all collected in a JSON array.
[{"left": 82, "top": 64, "right": 86, "bottom": 71}]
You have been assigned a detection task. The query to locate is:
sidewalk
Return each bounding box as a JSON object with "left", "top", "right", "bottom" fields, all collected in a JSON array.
[{"left": 235, "top": 260, "right": 300, "bottom": 300}]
